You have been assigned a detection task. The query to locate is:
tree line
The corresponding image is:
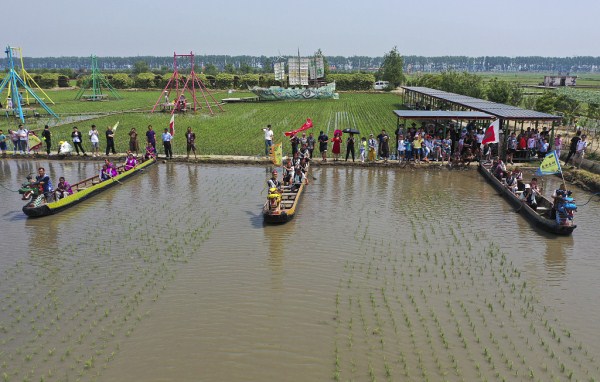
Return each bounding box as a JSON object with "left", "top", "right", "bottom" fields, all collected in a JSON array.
[{"left": 2, "top": 55, "right": 600, "bottom": 73}]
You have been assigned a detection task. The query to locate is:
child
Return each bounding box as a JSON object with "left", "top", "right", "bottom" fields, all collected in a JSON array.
[
  {"left": 397, "top": 134, "right": 405, "bottom": 162},
  {"left": 359, "top": 137, "right": 367, "bottom": 163},
  {"left": 404, "top": 138, "right": 413, "bottom": 162}
]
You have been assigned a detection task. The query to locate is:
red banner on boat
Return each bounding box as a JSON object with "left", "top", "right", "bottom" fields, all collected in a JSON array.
[{"left": 284, "top": 118, "right": 313, "bottom": 137}]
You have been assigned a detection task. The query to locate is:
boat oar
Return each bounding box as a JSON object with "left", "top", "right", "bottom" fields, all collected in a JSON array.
[
  {"left": 579, "top": 192, "right": 600, "bottom": 206},
  {"left": 0, "top": 184, "right": 20, "bottom": 192},
  {"left": 107, "top": 174, "right": 124, "bottom": 185},
  {"left": 515, "top": 200, "right": 524, "bottom": 213}
]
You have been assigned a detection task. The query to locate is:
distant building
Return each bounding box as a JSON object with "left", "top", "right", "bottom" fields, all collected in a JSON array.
[{"left": 543, "top": 75, "right": 577, "bottom": 87}]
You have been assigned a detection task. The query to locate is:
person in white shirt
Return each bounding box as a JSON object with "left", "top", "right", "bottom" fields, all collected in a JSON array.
[
  {"left": 162, "top": 128, "right": 173, "bottom": 159},
  {"left": 262, "top": 124, "right": 274, "bottom": 157},
  {"left": 575, "top": 134, "right": 588, "bottom": 168},
  {"left": 88, "top": 124, "right": 100, "bottom": 157},
  {"left": 16, "top": 124, "right": 27, "bottom": 154}
]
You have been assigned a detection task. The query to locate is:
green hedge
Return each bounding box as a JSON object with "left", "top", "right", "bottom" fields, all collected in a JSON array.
[
  {"left": 134, "top": 72, "right": 155, "bottom": 88},
  {"left": 326, "top": 73, "right": 375, "bottom": 90}
]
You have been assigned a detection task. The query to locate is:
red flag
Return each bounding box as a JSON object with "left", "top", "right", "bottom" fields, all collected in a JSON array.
[
  {"left": 284, "top": 118, "right": 313, "bottom": 137},
  {"left": 481, "top": 119, "right": 499, "bottom": 145},
  {"left": 169, "top": 114, "right": 175, "bottom": 136}
]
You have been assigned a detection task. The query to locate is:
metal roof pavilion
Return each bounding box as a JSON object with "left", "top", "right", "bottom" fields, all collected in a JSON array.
[
  {"left": 393, "top": 110, "right": 495, "bottom": 120},
  {"left": 402, "top": 86, "right": 561, "bottom": 121}
]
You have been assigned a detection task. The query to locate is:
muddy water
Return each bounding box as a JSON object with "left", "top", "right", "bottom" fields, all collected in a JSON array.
[{"left": 0, "top": 160, "right": 599, "bottom": 381}]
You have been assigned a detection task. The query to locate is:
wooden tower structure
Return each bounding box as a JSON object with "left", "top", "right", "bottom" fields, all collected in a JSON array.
[
  {"left": 75, "top": 55, "right": 121, "bottom": 101},
  {"left": 151, "top": 51, "right": 223, "bottom": 115},
  {"left": 0, "top": 46, "right": 58, "bottom": 122}
]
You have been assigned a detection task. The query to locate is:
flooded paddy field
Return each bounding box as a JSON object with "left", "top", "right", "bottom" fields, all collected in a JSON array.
[{"left": 0, "top": 160, "right": 599, "bottom": 381}]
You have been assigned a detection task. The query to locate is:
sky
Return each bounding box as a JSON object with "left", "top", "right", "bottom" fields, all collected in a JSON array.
[{"left": 6, "top": 0, "right": 600, "bottom": 58}]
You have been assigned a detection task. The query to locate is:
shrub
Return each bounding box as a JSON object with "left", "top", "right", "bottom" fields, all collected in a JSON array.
[
  {"left": 37, "top": 73, "right": 59, "bottom": 88},
  {"left": 215, "top": 73, "right": 235, "bottom": 89},
  {"left": 109, "top": 73, "right": 133, "bottom": 89},
  {"left": 134, "top": 72, "right": 156, "bottom": 88},
  {"left": 239, "top": 74, "right": 260, "bottom": 88},
  {"left": 57, "top": 75, "right": 70, "bottom": 88}
]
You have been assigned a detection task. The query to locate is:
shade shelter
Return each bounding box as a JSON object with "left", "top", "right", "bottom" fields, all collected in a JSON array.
[
  {"left": 393, "top": 110, "right": 495, "bottom": 137},
  {"left": 401, "top": 86, "right": 562, "bottom": 152}
]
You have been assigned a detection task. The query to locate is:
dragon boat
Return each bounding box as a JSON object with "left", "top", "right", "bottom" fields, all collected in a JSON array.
[
  {"left": 250, "top": 83, "right": 338, "bottom": 101},
  {"left": 262, "top": 164, "right": 309, "bottom": 224},
  {"left": 20, "top": 158, "right": 156, "bottom": 218},
  {"left": 478, "top": 162, "right": 576, "bottom": 235}
]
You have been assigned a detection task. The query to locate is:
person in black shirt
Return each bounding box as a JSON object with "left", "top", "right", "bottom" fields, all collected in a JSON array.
[
  {"left": 564, "top": 130, "right": 581, "bottom": 165},
  {"left": 71, "top": 127, "right": 86, "bottom": 156},
  {"left": 41, "top": 125, "right": 52, "bottom": 155},
  {"left": 105, "top": 126, "right": 116, "bottom": 156},
  {"left": 345, "top": 133, "right": 355, "bottom": 162},
  {"left": 318, "top": 131, "right": 328, "bottom": 162}
]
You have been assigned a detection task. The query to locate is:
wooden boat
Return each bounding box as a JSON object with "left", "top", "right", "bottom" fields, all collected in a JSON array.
[
  {"left": 478, "top": 162, "right": 576, "bottom": 235},
  {"left": 21, "top": 158, "right": 156, "bottom": 218},
  {"left": 262, "top": 165, "right": 309, "bottom": 224}
]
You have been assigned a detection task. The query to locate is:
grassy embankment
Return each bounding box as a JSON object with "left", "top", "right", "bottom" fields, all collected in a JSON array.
[{"left": 1, "top": 90, "right": 402, "bottom": 156}]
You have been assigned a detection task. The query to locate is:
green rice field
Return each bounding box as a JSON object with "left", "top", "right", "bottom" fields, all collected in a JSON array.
[{"left": 0, "top": 90, "right": 402, "bottom": 156}]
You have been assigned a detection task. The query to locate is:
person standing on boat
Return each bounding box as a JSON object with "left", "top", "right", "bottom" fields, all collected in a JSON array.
[
  {"left": 290, "top": 134, "right": 300, "bottom": 156},
  {"left": 89, "top": 125, "right": 100, "bottom": 157},
  {"left": 162, "top": 128, "right": 173, "bottom": 159},
  {"left": 146, "top": 125, "right": 156, "bottom": 152},
  {"left": 35, "top": 167, "right": 53, "bottom": 202},
  {"left": 41, "top": 125, "right": 52, "bottom": 156},
  {"left": 262, "top": 124, "right": 273, "bottom": 157},
  {"left": 105, "top": 125, "right": 116, "bottom": 156},
  {"left": 71, "top": 127, "right": 86, "bottom": 156},
  {"left": 186, "top": 127, "right": 197, "bottom": 159},
  {"left": 318, "top": 131, "right": 328, "bottom": 162}
]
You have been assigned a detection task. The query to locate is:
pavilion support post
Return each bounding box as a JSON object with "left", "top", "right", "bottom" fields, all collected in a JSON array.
[{"left": 550, "top": 120, "right": 556, "bottom": 151}]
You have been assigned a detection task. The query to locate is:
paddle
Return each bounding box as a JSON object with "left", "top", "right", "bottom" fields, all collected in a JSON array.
[{"left": 0, "top": 183, "right": 20, "bottom": 192}]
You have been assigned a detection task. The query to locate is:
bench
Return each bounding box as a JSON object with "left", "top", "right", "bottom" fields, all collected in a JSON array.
[
  {"left": 81, "top": 94, "right": 108, "bottom": 101},
  {"left": 513, "top": 149, "right": 538, "bottom": 162}
]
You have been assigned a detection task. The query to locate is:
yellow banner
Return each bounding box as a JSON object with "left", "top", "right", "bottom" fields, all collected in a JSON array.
[
  {"left": 536, "top": 150, "right": 561, "bottom": 175},
  {"left": 271, "top": 143, "right": 282, "bottom": 166}
]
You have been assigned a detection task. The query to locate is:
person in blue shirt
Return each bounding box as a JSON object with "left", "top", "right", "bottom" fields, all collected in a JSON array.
[
  {"left": 35, "top": 167, "right": 53, "bottom": 201},
  {"left": 162, "top": 128, "right": 173, "bottom": 159}
]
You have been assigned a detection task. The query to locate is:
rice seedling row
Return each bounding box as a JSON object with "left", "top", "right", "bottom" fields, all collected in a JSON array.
[{"left": 333, "top": 189, "right": 599, "bottom": 381}]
